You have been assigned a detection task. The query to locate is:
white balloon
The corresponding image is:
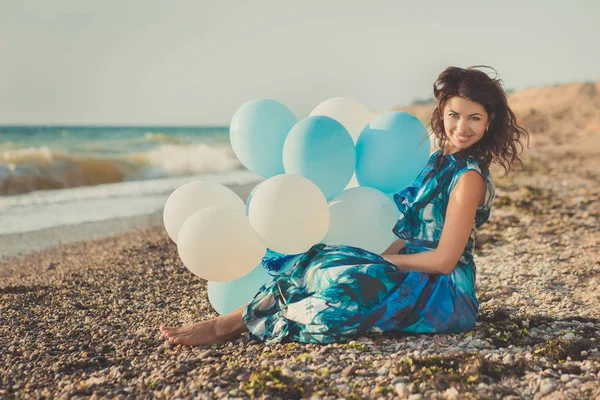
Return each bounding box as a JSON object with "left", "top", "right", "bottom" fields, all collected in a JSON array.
[
  {"left": 309, "top": 97, "right": 372, "bottom": 143},
  {"left": 248, "top": 174, "right": 329, "bottom": 254},
  {"left": 323, "top": 186, "right": 399, "bottom": 254},
  {"left": 163, "top": 181, "right": 245, "bottom": 243},
  {"left": 177, "top": 207, "right": 266, "bottom": 282}
]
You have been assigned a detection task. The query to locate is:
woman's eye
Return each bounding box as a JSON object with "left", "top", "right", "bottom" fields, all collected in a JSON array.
[{"left": 470, "top": 117, "right": 480, "bottom": 121}]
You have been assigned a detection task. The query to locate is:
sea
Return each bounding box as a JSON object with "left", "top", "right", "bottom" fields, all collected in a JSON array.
[{"left": 0, "top": 125, "right": 261, "bottom": 235}]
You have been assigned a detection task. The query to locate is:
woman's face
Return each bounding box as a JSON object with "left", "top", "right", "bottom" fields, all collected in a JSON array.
[{"left": 441, "top": 96, "right": 491, "bottom": 154}]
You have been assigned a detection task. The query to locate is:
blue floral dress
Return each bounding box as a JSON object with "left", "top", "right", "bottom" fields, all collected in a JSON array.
[{"left": 242, "top": 149, "right": 496, "bottom": 344}]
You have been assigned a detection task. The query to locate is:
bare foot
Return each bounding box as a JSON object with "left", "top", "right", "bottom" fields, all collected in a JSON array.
[{"left": 160, "top": 319, "right": 235, "bottom": 346}]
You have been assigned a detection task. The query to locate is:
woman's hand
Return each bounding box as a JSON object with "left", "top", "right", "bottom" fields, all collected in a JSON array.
[{"left": 381, "top": 238, "right": 405, "bottom": 255}]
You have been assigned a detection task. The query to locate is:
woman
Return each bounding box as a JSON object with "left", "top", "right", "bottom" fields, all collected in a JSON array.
[{"left": 160, "top": 65, "right": 528, "bottom": 346}]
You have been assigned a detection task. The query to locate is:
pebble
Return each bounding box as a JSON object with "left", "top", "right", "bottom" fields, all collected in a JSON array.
[
  {"left": 395, "top": 383, "right": 410, "bottom": 398},
  {"left": 341, "top": 365, "right": 358, "bottom": 377},
  {"left": 540, "top": 382, "right": 556, "bottom": 395}
]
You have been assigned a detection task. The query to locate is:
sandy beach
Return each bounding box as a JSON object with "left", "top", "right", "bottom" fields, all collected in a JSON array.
[{"left": 1, "top": 83, "right": 599, "bottom": 399}]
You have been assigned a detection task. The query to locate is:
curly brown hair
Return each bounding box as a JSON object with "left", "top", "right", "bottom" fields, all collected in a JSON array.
[{"left": 429, "top": 65, "right": 529, "bottom": 176}]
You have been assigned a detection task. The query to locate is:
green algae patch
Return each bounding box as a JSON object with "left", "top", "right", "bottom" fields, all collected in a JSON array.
[
  {"left": 533, "top": 339, "right": 594, "bottom": 362},
  {"left": 242, "top": 367, "right": 304, "bottom": 399},
  {"left": 342, "top": 341, "right": 366, "bottom": 351},
  {"left": 392, "top": 353, "right": 527, "bottom": 394},
  {"left": 476, "top": 308, "right": 547, "bottom": 348}
]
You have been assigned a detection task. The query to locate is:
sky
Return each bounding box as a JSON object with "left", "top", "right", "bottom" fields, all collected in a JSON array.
[{"left": 0, "top": 0, "right": 598, "bottom": 126}]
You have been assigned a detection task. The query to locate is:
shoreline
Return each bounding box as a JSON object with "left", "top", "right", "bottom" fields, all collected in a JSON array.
[{"left": 0, "top": 181, "right": 258, "bottom": 262}]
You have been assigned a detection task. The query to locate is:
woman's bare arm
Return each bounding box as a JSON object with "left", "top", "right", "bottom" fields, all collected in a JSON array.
[{"left": 383, "top": 170, "right": 485, "bottom": 275}]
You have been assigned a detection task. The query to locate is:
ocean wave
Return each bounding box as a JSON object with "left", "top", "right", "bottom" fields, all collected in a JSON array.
[
  {"left": 144, "top": 132, "right": 184, "bottom": 144},
  {"left": 0, "top": 143, "right": 242, "bottom": 195},
  {"left": 143, "top": 143, "right": 241, "bottom": 175}
]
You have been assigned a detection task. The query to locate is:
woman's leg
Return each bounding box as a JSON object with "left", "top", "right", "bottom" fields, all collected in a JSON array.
[{"left": 160, "top": 304, "right": 249, "bottom": 346}]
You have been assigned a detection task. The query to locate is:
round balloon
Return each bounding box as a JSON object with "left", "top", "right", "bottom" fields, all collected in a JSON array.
[
  {"left": 230, "top": 99, "right": 297, "bottom": 178},
  {"left": 245, "top": 181, "right": 263, "bottom": 216},
  {"left": 323, "top": 186, "right": 399, "bottom": 254},
  {"left": 207, "top": 263, "right": 272, "bottom": 315},
  {"left": 163, "top": 181, "right": 245, "bottom": 243},
  {"left": 248, "top": 174, "right": 329, "bottom": 254},
  {"left": 177, "top": 207, "right": 266, "bottom": 282},
  {"left": 283, "top": 116, "right": 355, "bottom": 200},
  {"left": 309, "top": 97, "right": 372, "bottom": 143},
  {"left": 356, "top": 112, "right": 430, "bottom": 194}
]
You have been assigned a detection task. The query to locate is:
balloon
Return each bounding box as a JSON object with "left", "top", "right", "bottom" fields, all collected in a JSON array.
[
  {"left": 248, "top": 174, "right": 329, "bottom": 254},
  {"left": 323, "top": 187, "right": 399, "bottom": 254},
  {"left": 309, "top": 97, "right": 372, "bottom": 143},
  {"left": 245, "top": 181, "right": 263, "bottom": 216},
  {"left": 163, "top": 181, "right": 245, "bottom": 243},
  {"left": 177, "top": 207, "right": 266, "bottom": 282},
  {"left": 208, "top": 263, "right": 272, "bottom": 315},
  {"left": 230, "top": 99, "right": 297, "bottom": 178},
  {"left": 356, "top": 112, "right": 430, "bottom": 194},
  {"left": 283, "top": 116, "right": 355, "bottom": 200}
]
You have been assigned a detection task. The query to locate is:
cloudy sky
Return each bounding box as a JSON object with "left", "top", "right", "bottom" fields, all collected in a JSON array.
[{"left": 0, "top": 0, "right": 598, "bottom": 125}]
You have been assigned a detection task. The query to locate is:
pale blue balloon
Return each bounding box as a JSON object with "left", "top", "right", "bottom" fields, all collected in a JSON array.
[
  {"left": 207, "top": 263, "right": 272, "bottom": 315},
  {"left": 322, "top": 186, "right": 399, "bottom": 254},
  {"left": 356, "top": 112, "right": 430, "bottom": 194},
  {"left": 283, "top": 116, "right": 355, "bottom": 200},
  {"left": 230, "top": 99, "right": 297, "bottom": 178}
]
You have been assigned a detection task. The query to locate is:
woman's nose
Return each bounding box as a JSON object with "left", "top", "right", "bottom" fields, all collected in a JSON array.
[{"left": 457, "top": 119, "right": 469, "bottom": 133}]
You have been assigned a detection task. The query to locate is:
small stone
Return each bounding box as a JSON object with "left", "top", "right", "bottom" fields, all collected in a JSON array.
[
  {"left": 562, "top": 332, "right": 576, "bottom": 340},
  {"left": 560, "top": 374, "right": 570, "bottom": 382},
  {"left": 444, "top": 387, "right": 459, "bottom": 399},
  {"left": 85, "top": 377, "right": 106, "bottom": 387},
  {"left": 408, "top": 394, "right": 423, "bottom": 400},
  {"left": 199, "top": 349, "right": 215, "bottom": 359},
  {"left": 540, "top": 382, "right": 556, "bottom": 395},
  {"left": 342, "top": 365, "right": 358, "bottom": 377},
  {"left": 281, "top": 367, "right": 294, "bottom": 378},
  {"left": 395, "top": 383, "right": 410, "bottom": 398}
]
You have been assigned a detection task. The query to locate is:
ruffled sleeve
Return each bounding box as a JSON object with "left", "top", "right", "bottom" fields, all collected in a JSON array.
[{"left": 391, "top": 150, "right": 443, "bottom": 239}]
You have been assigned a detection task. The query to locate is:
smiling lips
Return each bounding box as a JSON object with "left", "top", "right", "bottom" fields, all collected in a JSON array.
[{"left": 454, "top": 133, "right": 473, "bottom": 143}]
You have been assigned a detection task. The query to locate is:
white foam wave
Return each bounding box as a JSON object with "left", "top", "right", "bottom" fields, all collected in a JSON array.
[
  {"left": 0, "top": 170, "right": 262, "bottom": 235},
  {"left": 146, "top": 143, "right": 240, "bottom": 175}
]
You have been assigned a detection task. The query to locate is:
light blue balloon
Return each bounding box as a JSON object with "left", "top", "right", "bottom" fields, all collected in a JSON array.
[
  {"left": 230, "top": 99, "right": 297, "bottom": 178},
  {"left": 207, "top": 263, "right": 272, "bottom": 315},
  {"left": 356, "top": 112, "right": 430, "bottom": 194},
  {"left": 283, "top": 116, "right": 355, "bottom": 200},
  {"left": 322, "top": 186, "right": 399, "bottom": 254}
]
